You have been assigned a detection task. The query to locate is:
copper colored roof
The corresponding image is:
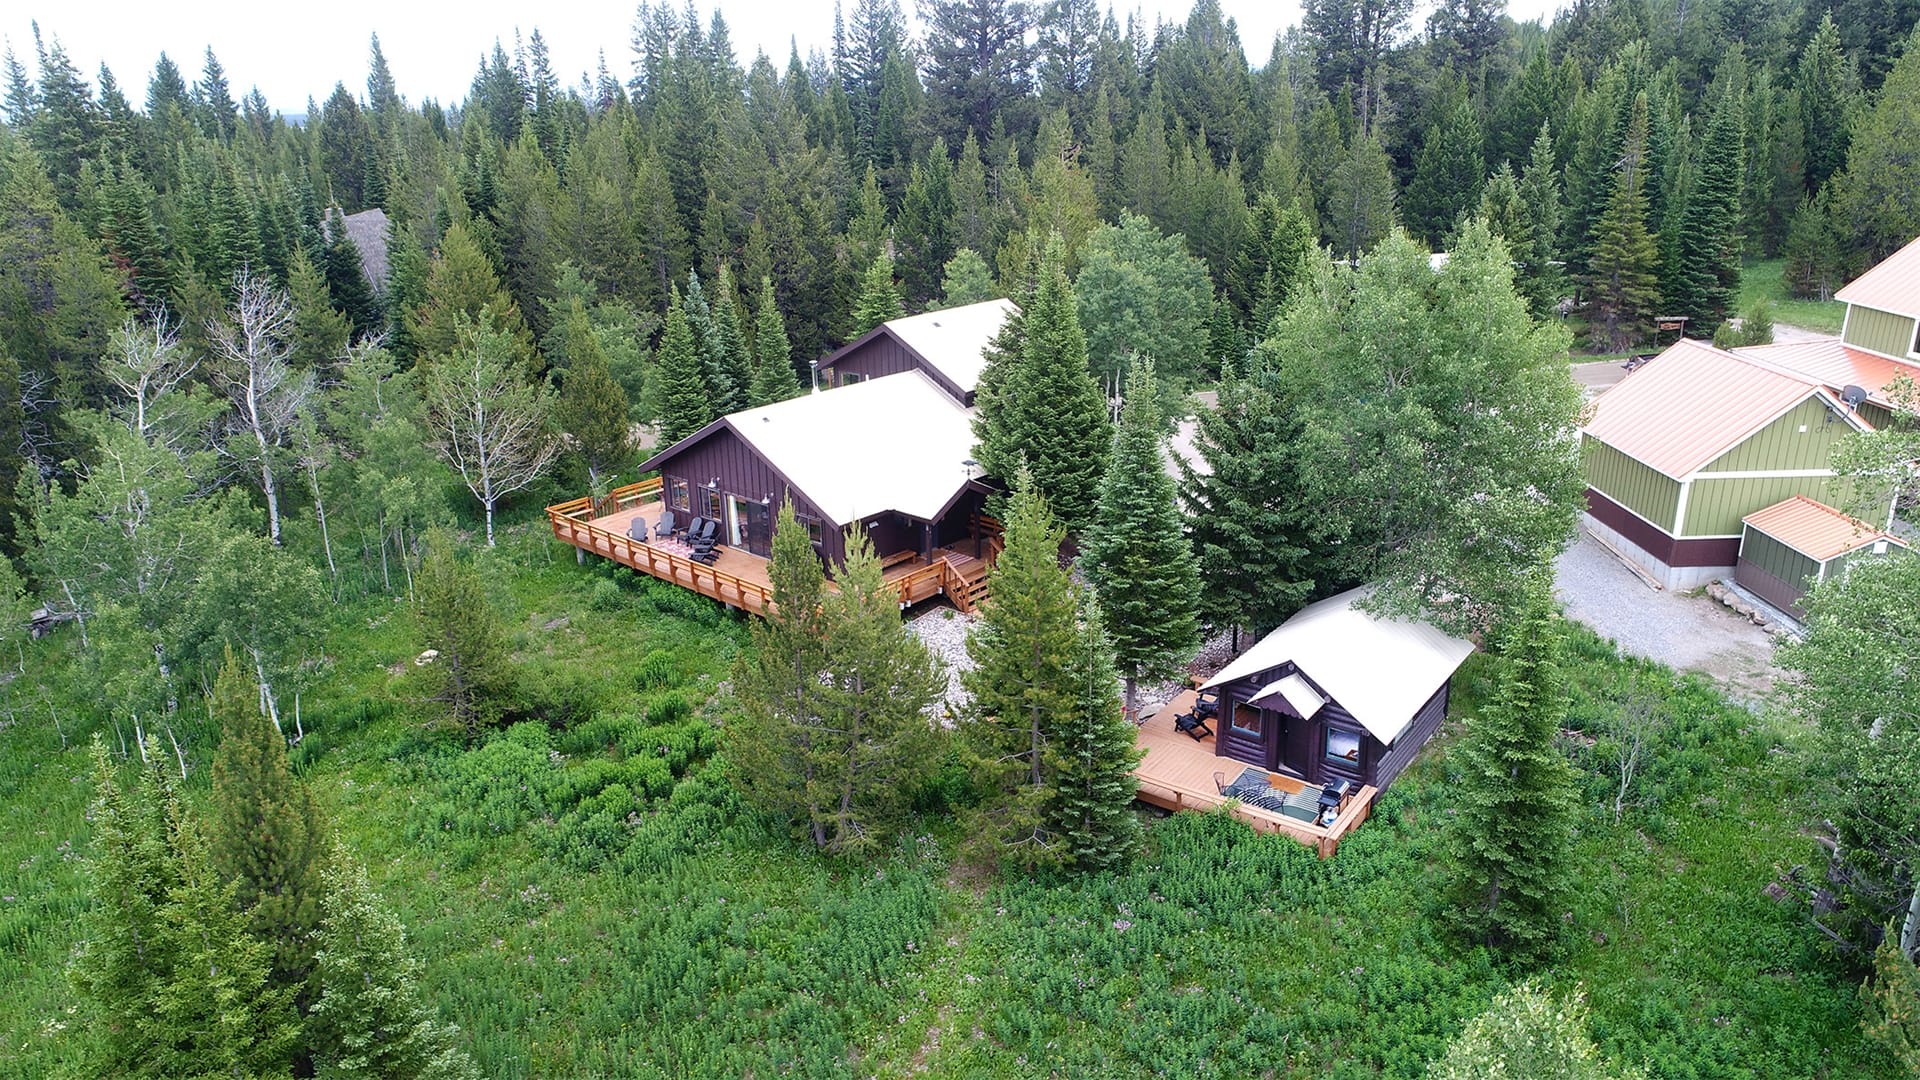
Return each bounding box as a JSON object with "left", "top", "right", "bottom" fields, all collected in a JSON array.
[
  {"left": 1742, "top": 495, "right": 1907, "bottom": 562},
  {"left": 1582, "top": 339, "right": 1846, "bottom": 479},
  {"left": 1836, "top": 234, "right": 1920, "bottom": 319},
  {"left": 1733, "top": 339, "right": 1918, "bottom": 406}
]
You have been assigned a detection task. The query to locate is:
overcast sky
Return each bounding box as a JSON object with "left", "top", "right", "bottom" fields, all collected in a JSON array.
[{"left": 8, "top": 0, "right": 1565, "bottom": 114}]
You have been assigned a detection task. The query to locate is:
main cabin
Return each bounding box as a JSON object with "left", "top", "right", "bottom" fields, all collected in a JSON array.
[
  {"left": 1580, "top": 236, "right": 1918, "bottom": 589},
  {"left": 548, "top": 300, "right": 1016, "bottom": 614}
]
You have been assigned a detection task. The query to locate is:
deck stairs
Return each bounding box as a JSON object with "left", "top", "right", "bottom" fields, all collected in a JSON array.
[{"left": 937, "top": 550, "right": 991, "bottom": 614}]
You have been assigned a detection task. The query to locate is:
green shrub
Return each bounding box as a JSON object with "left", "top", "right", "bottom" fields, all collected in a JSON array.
[
  {"left": 633, "top": 649, "right": 679, "bottom": 691},
  {"left": 587, "top": 577, "right": 626, "bottom": 612}
]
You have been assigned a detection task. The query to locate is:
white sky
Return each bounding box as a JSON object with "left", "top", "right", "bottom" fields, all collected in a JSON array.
[{"left": 7, "top": 0, "right": 1565, "bottom": 114}]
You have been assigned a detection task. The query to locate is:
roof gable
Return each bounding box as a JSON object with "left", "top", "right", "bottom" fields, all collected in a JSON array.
[
  {"left": 1732, "top": 339, "right": 1918, "bottom": 407},
  {"left": 1835, "top": 235, "right": 1920, "bottom": 320},
  {"left": 1199, "top": 587, "right": 1475, "bottom": 744},
  {"left": 1582, "top": 339, "right": 1862, "bottom": 479},
  {"left": 878, "top": 299, "right": 1015, "bottom": 395}
]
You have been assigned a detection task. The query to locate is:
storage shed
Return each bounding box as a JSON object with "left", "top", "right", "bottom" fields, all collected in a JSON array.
[{"left": 1736, "top": 496, "right": 1909, "bottom": 616}]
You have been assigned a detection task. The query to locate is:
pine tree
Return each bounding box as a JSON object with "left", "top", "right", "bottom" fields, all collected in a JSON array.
[
  {"left": 102, "top": 166, "right": 174, "bottom": 306},
  {"left": 938, "top": 248, "right": 997, "bottom": 308},
  {"left": 325, "top": 208, "right": 382, "bottom": 337},
  {"left": 1045, "top": 598, "right": 1144, "bottom": 871},
  {"left": 707, "top": 264, "right": 753, "bottom": 413},
  {"left": 1326, "top": 131, "right": 1396, "bottom": 259},
  {"left": 655, "top": 286, "right": 713, "bottom": 443},
  {"left": 1673, "top": 70, "right": 1745, "bottom": 336},
  {"left": 308, "top": 844, "right": 480, "bottom": 1080},
  {"left": 414, "top": 531, "right": 514, "bottom": 742},
  {"left": 1515, "top": 124, "right": 1566, "bottom": 318},
  {"left": 812, "top": 531, "right": 945, "bottom": 853},
  {"left": 407, "top": 220, "right": 527, "bottom": 363},
  {"left": 961, "top": 472, "right": 1079, "bottom": 869},
  {"left": 1081, "top": 358, "right": 1202, "bottom": 721},
  {"left": 729, "top": 503, "right": 833, "bottom": 840},
  {"left": 851, "top": 250, "right": 905, "bottom": 335},
  {"left": 749, "top": 277, "right": 800, "bottom": 406},
  {"left": 1584, "top": 93, "right": 1661, "bottom": 353},
  {"left": 1404, "top": 95, "right": 1487, "bottom": 246},
  {"left": 1242, "top": 193, "right": 1316, "bottom": 334},
  {"left": 554, "top": 304, "right": 633, "bottom": 489},
  {"left": 1796, "top": 12, "right": 1853, "bottom": 196},
  {"left": 288, "top": 247, "right": 351, "bottom": 371},
  {"left": 1447, "top": 575, "right": 1579, "bottom": 958},
  {"left": 207, "top": 649, "right": 326, "bottom": 999},
  {"left": 972, "top": 236, "right": 1109, "bottom": 532}
]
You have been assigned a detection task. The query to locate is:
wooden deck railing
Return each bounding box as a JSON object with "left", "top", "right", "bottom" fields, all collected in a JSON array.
[
  {"left": 1131, "top": 776, "right": 1378, "bottom": 858},
  {"left": 546, "top": 486, "right": 776, "bottom": 616}
]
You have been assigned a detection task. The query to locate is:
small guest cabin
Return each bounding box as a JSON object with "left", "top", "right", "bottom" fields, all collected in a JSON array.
[{"left": 1198, "top": 588, "right": 1476, "bottom": 793}]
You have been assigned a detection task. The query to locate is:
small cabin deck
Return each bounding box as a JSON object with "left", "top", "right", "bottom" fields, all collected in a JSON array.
[
  {"left": 546, "top": 479, "right": 991, "bottom": 616},
  {"left": 1133, "top": 689, "right": 1377, "bottom": 858}
]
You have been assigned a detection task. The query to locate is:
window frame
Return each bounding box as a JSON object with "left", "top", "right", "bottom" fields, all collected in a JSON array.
[
  {"left": 700, "top": 486, "right": 723, "bottom": 520},
  {"left": 666, "top": 476, "right": 690, "bottom": 512},
  {"left": 1323, "top": 725, "right": 1362, "bottom": 768}
]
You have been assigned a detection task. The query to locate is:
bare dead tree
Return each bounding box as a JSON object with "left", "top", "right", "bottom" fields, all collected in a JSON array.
[
  {"left": 291, "top": 414, "right": 338, "bottom": 587},
  {"left": 210, "top": 271, "right": 313, "bottom": 546},
  {"left": 422, "top": 315, "right": 559, "bottom": 546},
  {"left": 103, "top": 313, "right": 200, "bottom": 449},
  {"left": 1606, "top": 679, "right": 1669, "bottom": 824}
]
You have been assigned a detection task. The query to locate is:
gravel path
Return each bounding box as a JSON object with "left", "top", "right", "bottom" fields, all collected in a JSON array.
[{"left": 1554, "top": 531, "right": 1780, "bottom": 704}]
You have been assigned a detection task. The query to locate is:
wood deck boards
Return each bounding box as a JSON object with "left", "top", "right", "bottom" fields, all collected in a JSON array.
[{"left": 1133, "top": 689, "right": 1377, "bottom": 858}]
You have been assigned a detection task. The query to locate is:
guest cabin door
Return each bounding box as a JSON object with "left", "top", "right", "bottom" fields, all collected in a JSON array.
[
  {"left": 726, "top": 496, "right": 773, "bottom": 558},
  {"left": 1221, "top": 696, "right": 1313, "bottom": 779}
]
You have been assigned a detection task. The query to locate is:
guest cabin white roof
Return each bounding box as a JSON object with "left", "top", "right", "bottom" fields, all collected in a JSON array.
[
  {"left": 1200, "top": 587, "right": 1476, "bottom": 745},
  {"left": 879, "top": 298, "right": 1016, "bottom": 394},
  {"left": 726, "top": 369, "right": 977, "bottom": 528}
]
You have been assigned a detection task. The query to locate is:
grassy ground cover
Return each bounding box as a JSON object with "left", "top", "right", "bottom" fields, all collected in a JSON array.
[
  {"left": 0, "top": 519, "right": 1892, "bottom": 1077},
  {"left": 1740, "top": 257, "right": 1848, "bottom": 335}
]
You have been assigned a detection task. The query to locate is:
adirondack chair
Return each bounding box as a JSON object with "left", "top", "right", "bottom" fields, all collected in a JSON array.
[
  {"left": 688, "top": 517, "right": 721, "bottom": 552},
  {"left": 653, "top": 509, "right": 677, "bottom": 540},
  {"left": 627, "top": 517, "right": 649, "bottom": 542}
]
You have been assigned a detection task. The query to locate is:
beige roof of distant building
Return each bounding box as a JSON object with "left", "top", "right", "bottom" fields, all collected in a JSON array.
[{"left": 1835, "top": 234, "right": 1920, "bottom": 319}]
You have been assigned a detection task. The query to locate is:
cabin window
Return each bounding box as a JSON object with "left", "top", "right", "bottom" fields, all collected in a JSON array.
[
  {"left": 1324, "top": 727, "right": 1361, "bottom": 767},
  {"left": 839, "top": 371, "right": 864, "bottom": 387},
  {"left": 667, "top": 477, "right": 690, "bottom": 511},
  {"left": 1910, "top": 320, "right": 1920, "bottom": 358},
  {"left": 700, "top": 486, "right": 723, "bottom": 519},
  {"left": 1230, "top": 701, "right": 1264, "bottom": 738},
  {"left": 797, "top": 514, "right": 824, "bottom": 548}
]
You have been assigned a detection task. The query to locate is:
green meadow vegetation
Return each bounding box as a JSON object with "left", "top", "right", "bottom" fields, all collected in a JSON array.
[{"left": 0, "top": 522, "right": 1891, "bottom": 1077}]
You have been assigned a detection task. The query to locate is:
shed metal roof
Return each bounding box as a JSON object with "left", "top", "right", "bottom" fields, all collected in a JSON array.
[
  {"left": 1200, "top": 587, "right": 1475, "bottom": 745},
  {"left": 1835, "top": 234, "right": 1920, "bottom": 319},
  {"left": 1581, "top": 339, "right": 1862, "bottom": 479},
  {"left": 1742, "top": 495, "right": 1907, "bottom": 563},
  {"left": 1732, "top": 339, "right": 1917, "bottom": 406}
]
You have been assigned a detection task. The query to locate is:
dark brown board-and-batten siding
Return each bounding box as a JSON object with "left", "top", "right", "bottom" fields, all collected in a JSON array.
[
  {"left": 652, "top": 426, "right": 841, "bottom": 564},
  {"left": 819, "top": 333, "right": 969, "bottom": 403}
]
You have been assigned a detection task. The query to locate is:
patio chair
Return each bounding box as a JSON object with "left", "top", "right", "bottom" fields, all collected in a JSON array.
[
  {"left": 1192, "top": 689, "right": 1220, "bottom": 722},
  {"left": 1214, "top": 771, "right": 1229, "bottom": 795},
  {"left": 627, "top": 516, "right": 649, "bottom": 542},
  {"left": 689, "top": 517, "right": 720, "bottom": 549},
  {"left": 653, "top": 509, "right": 677, "bottom": 541},
  {"left": 1173, "top": 709, "right": 1212, "bottom": 741}
]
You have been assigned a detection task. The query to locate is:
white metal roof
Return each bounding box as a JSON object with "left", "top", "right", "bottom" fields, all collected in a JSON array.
[
  {"left": 1200, "top": 587, "right": 1476, "bottom": 745},
  {"left": 1250, "top": 673, "right": 1326, "bottom": 719},
  {"left": 727, "top": 370, "right": 977, "bottom": 528},
  {"left": 881, "top": 299, "right": 1016, "bottom": 394}
]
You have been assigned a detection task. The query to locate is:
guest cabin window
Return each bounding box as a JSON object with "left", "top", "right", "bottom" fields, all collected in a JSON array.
[
  {"left": 700, "top": 486, "right": 723, "bottom": 519},
  {"left": 1230, "top": 701, "right": 1264, "bottom": 738},
  {"left": 798, "top": 515, "right": 824, "bottom": 548},
  {"left": 1324, "top": 727, "right": 1361, "bottom": 767},
  {"left": 839, "top": 371, "right": 865, "bottom": 387},
  {"left": 667, "top": 477, "right": 690, "bottom": 511}
]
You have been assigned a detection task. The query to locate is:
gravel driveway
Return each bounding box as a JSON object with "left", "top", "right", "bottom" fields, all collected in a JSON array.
[{"left": 1554, "top": 531, "right": 1780, "bottom": 705}]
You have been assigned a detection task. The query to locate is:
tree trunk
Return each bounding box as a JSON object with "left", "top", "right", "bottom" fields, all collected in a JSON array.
[
  {"left": 484, "top": 497, "right": 497, "bottom": 547},
  {"left": 1125, "top": 674, "right": 1138, "bottom": 725},
  {"left": 258, "top": 453, "right": 282, "bottom": 546},
  {"left": 1902, "top": 877, "right": 1920, "bottom": 959},
  {"left": 307, "top": 461, "right": 336, "bottom": 586}
]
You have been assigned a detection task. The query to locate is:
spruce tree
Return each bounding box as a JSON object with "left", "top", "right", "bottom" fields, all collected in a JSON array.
[
  {"left": 1404, "top": 95, "right": 1488, "bottom": 246},
  {"left": 554, "top": 304, "right": 633, "bottom": 489},
  {"left": 813, "top": 531, "right": 945, "bottom": 853},
  {"left": 655, "top": 286, "right": 713, "bottom": 443},
  {"left": 938, "top": 247, "right": 996, "bottom": 308},
  {"left": 1673, "top": 71, "right": 1745, "bottom": 336},
  {"left": 851, "top": 250, "right": 905, "bottom": 334},
  {"left": 972, "top": 236, "right": 1109, "bottom": 532},
  {"left": 414, "top": 531, "right": 514, "bottom": 742},
  {"left": 325, "top": 208, "right": 382, "bottom": 337},
  {"left": 288, "top": 247, "right": 350, "bottom": 371},
  {"left": 208, "top": 649, "right": 326, "bottom": 1000},
  {"left": 407, "top": 220, "right": 528, "bottom": 363},
  {"left": 682, "top": 269, "right": 727, "bottom": 403},
  {"left": 1584, "top": 93, "right": 1661, "bottom": 353},
  {"left": 749, "top": 277, "right": 800, "bottom": 406},
  {"left": 1515, "top": 124, "right": 1566, "bottom": 318},
  {"left": 308, "top": 844, "right": 480, "bottom": 1080},
  {"left": 707, "top": 264, "right": 752, "bottom": 413},
  {"left": 1447, "top": 575, "right": 1579, "bottom": 958},
  {"left": 1081, "top": 358, "right": 1202, "bottom": 721},
  {"left": 729, "top": 503, "right": 833, "bottom": 842},
  {"left": 1045, "top": 598, "right": 1144, "bottom": 871},
  {"left": 961, "top": 472, "right": 1079, "bottom": 869}
]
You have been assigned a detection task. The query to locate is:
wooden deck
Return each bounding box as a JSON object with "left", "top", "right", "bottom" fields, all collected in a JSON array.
[
  {"left": 546, "top": 480, "right": 992, "bottom": 616},
  {"left": 1133, "top": 688, "right": 1377, "bottom": 858}
]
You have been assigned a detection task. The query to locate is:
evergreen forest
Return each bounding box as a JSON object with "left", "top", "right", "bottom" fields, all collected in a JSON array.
[{"left": 1, "top": 0, "right": 1919, "bottom": 1076}]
